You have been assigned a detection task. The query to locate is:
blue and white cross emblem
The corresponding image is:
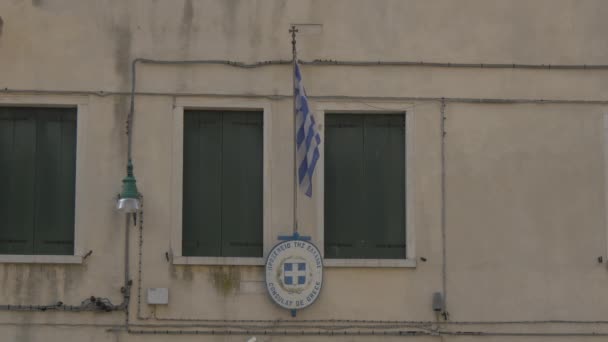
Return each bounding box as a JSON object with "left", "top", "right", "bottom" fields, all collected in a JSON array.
[{"left": 283, "top": 261, "right": 306, "bottom": 286}]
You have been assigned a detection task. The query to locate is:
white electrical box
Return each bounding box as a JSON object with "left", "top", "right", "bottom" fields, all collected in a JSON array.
[{"left": 147, "top": 288, "right": 169, "bottom": 305}]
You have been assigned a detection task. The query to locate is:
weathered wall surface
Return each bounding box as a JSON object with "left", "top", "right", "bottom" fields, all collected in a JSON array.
[{"left": 0, "top": 0, "right": 607, "bottom": 341}]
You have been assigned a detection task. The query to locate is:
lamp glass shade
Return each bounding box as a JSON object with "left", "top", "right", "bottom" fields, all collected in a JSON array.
[
  {"left": 117, "top": 159, "right": 140, "bottom": 213},
  {"left": 117, "top": 197, "right": 140, "bottom": 213}
]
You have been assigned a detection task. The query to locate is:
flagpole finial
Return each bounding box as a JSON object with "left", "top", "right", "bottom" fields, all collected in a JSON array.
[{"left": 290, "top": 25, "right": 298, "bottom": 61}]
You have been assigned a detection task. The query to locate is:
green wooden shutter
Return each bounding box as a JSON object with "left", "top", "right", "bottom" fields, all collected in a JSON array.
[
  {"left": 33, "top": 109, "right": 77, "bottom": 255},
  {"left": 0, "top": 107, "right": 76, "bottom": 255},
  {"left": 324, "top": 115, "right": 364, "bottom": 258},
  {"left": 362, "top": 115, "right": 405, "bottom": 259},
  {"left": 182, "top": 111, "right": 263, "bottom": 258},
  {"left": 182, "top": 111, "right": 222, "bottom": 256},
  {"left": 325, "top": 114, "right": 405, "bottom": 259},
  {"left": 0, "top": 109, "right": 36, "bottom": 254},
  {"left": 221, "top": 112, "right": 263, "bottom": 257}
]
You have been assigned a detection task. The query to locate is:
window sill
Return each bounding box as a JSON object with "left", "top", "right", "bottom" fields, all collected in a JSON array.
[
  {"left": 323, "top": 258, "right": 417, "bottom": 268},
  {"left": 0, "top": 254, "right": 83, "bottom": 264},
  {"left": 172, "top": 256, "right": 265, "bottom": 266}
]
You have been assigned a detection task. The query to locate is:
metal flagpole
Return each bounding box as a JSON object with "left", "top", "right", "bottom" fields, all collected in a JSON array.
[{"left": 290, "top": 25, "right": 299, "bottom": 233}]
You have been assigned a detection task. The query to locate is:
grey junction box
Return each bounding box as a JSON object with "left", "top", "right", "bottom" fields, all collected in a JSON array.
[{"left": 147, "top": 288, "right": 169, "bottom": 305}]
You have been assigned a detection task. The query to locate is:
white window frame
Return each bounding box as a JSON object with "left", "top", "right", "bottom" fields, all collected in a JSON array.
[
  {"left": 170, "top": 98, "right": 272, "bottom": 266},
  {"left": 315, "top": 102, "right": 416, "bottom": 268},
  {"left": 0, "top": 95, "right": 90, "bottom": 264}
]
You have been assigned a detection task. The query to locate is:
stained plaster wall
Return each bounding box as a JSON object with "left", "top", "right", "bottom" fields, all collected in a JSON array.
[{"left": 0, "top": 0, "right": 607, "bottom": 341}]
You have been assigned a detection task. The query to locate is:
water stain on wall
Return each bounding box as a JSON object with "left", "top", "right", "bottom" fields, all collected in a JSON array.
[
  {"left": 14, "top": 266, "right": 31, "bottom": 303},
  {"left": 107, "top": 12, "right": 133, "bottom": 165},
  {"left": 169, "top": 263, "right": 178, "bottom": 279},
  {"left": 209, "top": 266, "right": 241, "bottom": 296},
  {"left": 62, "top": 264, "right": 85, "bottom": 297},
  {"left": 15, "top": 325, "right": 32, "bottom": 342},
  {"left": 269, "top": 0, "right": 287, "bottom": 47},
  {"left": 169, "top": 265, "right": 194, "bottom": 281},
  {"left": 112, "top": 24, "right": 132, "bottom": 87},
  {"left": 0, "top": 266, "right": 8, "bottom": 298},
  {"left": 182, "top": 266, "right": 194, "bottom": 281},
  {"left": 45, "top": 266, "right": 59, "bottom": 302},
  {"left": 0, "top": 264, "right": 85, "bottom": 306},
  {"left": 176, "top": 0, "right": 195, "bottom": 90},
  {"left": 180, "top": 0, "right": 194, "bottom": 39},
  {"left": 248, "top": 1, "right": 262, "bottom": 47},
  {"left": 112, "top": 96, "right": 129, "bottom": 159},
  {"left": 220, "top": 0, "right": 238, "bottom": 38},
  {"left": 271, "top": 0, "right": 287, "bottom": 26}
]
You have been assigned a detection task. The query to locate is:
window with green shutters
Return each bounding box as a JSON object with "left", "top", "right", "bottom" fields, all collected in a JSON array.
[
  {"left": 0, "top": 107, "right": 77, "bottom": 255},
  {"left": 324, "top": 113, "right": 406, "bottom": 259},
  {"left": 182, "top": 110, "right": 263, "bottom": 258}
]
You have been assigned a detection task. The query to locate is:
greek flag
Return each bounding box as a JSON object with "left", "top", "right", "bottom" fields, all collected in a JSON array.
[{"left": 295, "top": 63, "right": 321, "bottom": 197}]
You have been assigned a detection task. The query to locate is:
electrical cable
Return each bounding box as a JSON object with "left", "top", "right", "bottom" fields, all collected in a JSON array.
[
  {"left": 123, "top": 214, "right": 132, "bottom": 326},
  {"left": 134, "top": 57, "right": 608, "bottom": 70},
  {"left": 118, "top": 327, "right": 608, "bottom": 337},
  {"left": 440, "top": 99, "right": 448, "bottom": 320},
  {"left": 301, "top": 59, "right": 608, "bottom": 70},
  {"left": 2, "top": 88, "right": 607, "bottom": 105},
  {"left": 136, "top": 195, "right": 151, "bottom": 321},
  {"left": 119, "top": 328, "right": 434, "bottom": 336}
]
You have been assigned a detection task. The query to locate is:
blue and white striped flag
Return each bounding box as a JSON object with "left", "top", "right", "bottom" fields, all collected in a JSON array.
[{"left": 295, "top": 63, "right": 321, "bottom": 197}]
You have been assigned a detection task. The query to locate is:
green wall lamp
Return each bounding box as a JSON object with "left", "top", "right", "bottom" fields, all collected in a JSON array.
[{"left": 117, "top": 160, "right": 140, "bottom": 213}]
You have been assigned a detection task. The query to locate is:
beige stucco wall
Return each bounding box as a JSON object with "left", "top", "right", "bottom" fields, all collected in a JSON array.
[{"left": 0, "top": 0, "right": 608, "bottom": 341}]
